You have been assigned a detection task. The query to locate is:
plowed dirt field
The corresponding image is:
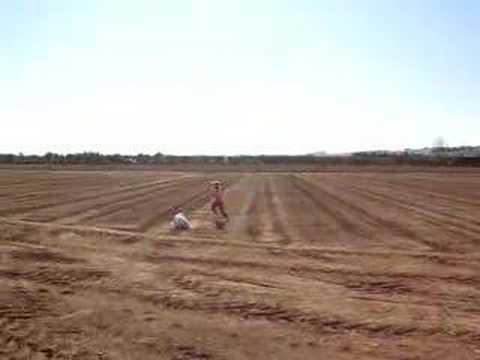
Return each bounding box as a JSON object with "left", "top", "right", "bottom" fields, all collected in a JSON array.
[{"left": 1, "top": 169, "right": 480, "bottom": 359}]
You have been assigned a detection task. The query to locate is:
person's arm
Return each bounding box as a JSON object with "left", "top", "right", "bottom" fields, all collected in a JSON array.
[
  {"left": 172, "top": 215, "right": 179, "bottom": 228},
  {"left": 182, "top": 214, "right": 192, "bottom": 229}
]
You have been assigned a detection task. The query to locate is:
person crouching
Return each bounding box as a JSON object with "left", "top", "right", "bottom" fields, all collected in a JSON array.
[{"left": 170, "top": 207, "right": 192, "bottom": 231}]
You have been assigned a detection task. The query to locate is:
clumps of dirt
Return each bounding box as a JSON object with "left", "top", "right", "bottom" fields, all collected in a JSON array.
[
  {"left": 1, "top": 225, "right": 40, "bottom": 244},
  {"left": 292, "top": 249, "right": 338, "bottom": 262},
  {"left": 0, "top": 283, "right": 50, "bottom": 320},
  {"left": 169, "top": 343, "right": 211, "bottom": 360},
  {"left": 118, "top": 234, "right": 144, "bottom": 244},
  {"left": 9, "top": 247, "right": 84, "bottom": 264},
  {"left": 344, "top": 278, "right": 413, "bottom": 295},
  {"left": 0, "top": 265, "right": 110, "bottom": 287}
]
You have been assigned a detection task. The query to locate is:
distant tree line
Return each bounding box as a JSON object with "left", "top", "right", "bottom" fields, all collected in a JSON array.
[
  {"left": 0, "top": 150, "right": 479, "bottom": 166},
  {"left": 0, "top": 152, "right": 320, "bottom": 165},
  {"left": 353, "top": 145, "right": 480, "bottom": 158},
  {"left": 0, "top": 152, "right": 164, "bottom": 165},
  {"left": 351, "top": 146, "right": 480, "bottom": 166}
]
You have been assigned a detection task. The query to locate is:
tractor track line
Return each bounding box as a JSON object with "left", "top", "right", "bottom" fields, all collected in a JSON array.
[
  {"left": 333, "top": 178, "right": 480, "bottom": 244},
  {"left": 1, "top": 176, "right": 188, "bottom": 219},
  {"left": 263, "top": 178, "right": 291, "bottom": 244},
  {"left": 2, "top": 216, "right": 480, "bottom": 262},
  {"left": 51, "top": 176, "right": 205, "bottom": 224},
  {"left": 289, "top": 175, "right": 369, "bottom": 238}
]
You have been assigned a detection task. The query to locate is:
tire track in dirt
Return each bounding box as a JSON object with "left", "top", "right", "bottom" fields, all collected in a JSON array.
[
  {"left": 142, "top": 252, "right": 480, "bottom": 291},
  {"left": 0, "top": 283, "right": 54, "bottom": 359},
  {"left": 168, "top": 267, "right": 480, "bottom": 338},
  {"left": 0, "top": 175, "right": 95, "bottom": 191},
  {"left": 223, "top": 176, "right": 264, "bottom": 243},
  {"left": 375, "top": 175, "right": 480, "bottom": 207},
  {"left": 43, "top": 176, "right": 191, "bottom": 222},
  {"left": 53, "top": 176, "right": 205, "bottom": 225},
  {"left": 298, "top": 175, "right": 435, "bottom": 246},
  {"left": 2, "top": 171, "right": 480, "bottom": 359},
  {"left": 272, "top": 175, "right": 345, "bottom": 246},
  {"left": 134, "top": 273, "right": 480, "bottom": 342},
  {"left": 0, "top": 266, "right": 110, "bottom": 288},
  {"left": 340, "top": 277, "right": 480, "bottom": 312},
  {"left": 287, "top": 175, "right": 371, "bottom": 242},
  {"left": 3, "top": 215, "right": 480, "bottom": 265},
  {"left": 0, "top": 182, "right": 105, "bottom": 203},
  {"left": 330, "top": 174, "right": 478, "bottom": 251},
  {"left": 0, "top": 283, "right": 51, "bottom": 321},
  {"left": 0, "top": 246, "right": 104, "bottom": 359},
  {"left": 0, "top": 175, "right": 187, "bottom": 219},
  {"left": 0, "top": 177, "right": 125, "bottom": 207},
  {"left": 328, "top": 176, "right": 480, "bottom": 249},
  {"left": 260, "top": 177, "right": 291, "bottom": 244},
  {"left": 3, "top": 222, "right": 478, "bottom": 341},
  {"left": 355, "top": 175, "right": 480, "bottom": 226},
  {"left": 300, "top": 175, "right": 436, "bottom": 250},
  {"left": 8, "top": 246, "right": 85, "bottom": 265},
  {"left": 245, "top": 181, "right": 264, "bottom": 241}
]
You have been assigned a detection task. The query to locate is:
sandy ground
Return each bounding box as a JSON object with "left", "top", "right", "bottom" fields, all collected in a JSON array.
[{"left": 1, "top": 169, "right": 480, "bottom": 359}]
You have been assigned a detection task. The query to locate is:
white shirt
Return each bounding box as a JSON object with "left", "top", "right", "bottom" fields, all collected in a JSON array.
[{"left": 173, "top": 212, "right": 192, "bottom": 230}]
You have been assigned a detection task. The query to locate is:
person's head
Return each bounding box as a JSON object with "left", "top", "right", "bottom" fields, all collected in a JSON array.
[
  {"left": 212, "top": 180, "right": 221, "bottom": 190},
  {"left": 169, "top": 206, "right": 182, "bottom": 216}
]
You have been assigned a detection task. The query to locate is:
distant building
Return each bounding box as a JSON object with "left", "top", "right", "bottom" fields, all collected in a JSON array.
[
  {"left": 404, "top": 148, "right": 432, "bottom": 156},
  {"left": 310, "top": 151, "right": 328, "bottom": 157}
]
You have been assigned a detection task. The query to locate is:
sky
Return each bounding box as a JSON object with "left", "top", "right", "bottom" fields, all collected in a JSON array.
[{"left": 1, "top": 0, "right": 479, "bottom": 155}]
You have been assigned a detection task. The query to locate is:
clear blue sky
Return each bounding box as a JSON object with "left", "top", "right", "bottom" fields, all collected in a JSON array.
[{"left": 1, "top": 0, "right": 479, "bottom": 155}]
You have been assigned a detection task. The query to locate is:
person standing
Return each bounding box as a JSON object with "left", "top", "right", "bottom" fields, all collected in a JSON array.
[{"left": 210, "top": 180, "right": 229, "bottom": 221}]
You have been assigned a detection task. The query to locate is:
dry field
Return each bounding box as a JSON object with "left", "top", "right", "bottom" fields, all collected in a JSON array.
[{"left": 1, "top": 169, "right": 480, "bottom": 359}]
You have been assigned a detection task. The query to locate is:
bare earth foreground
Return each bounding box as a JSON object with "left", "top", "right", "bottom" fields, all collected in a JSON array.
[{"left": 1, "top": 169, "right": 480, "bottom": 360}]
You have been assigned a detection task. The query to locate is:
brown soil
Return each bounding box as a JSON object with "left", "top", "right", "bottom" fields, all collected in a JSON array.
[{"left": 1, "top": 169, "right": 480, "bottom": 359}]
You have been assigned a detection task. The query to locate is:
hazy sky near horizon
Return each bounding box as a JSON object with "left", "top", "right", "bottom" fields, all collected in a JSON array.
[{"left": 1, "top": 0, "right": 479, "bottom": 155}]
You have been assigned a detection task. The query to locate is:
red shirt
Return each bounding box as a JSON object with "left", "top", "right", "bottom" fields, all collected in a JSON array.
[{"left": 213, "top": 188, "right": 224, "bottom": 202}]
